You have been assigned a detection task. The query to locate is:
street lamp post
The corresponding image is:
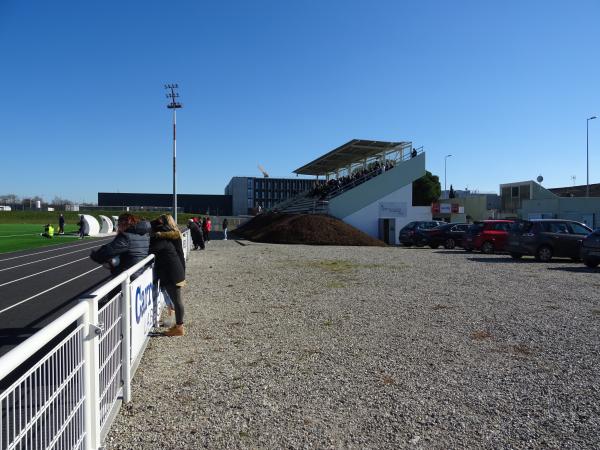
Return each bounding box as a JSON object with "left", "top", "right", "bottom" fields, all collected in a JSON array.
[
  {"left": 444, "top": 154, "right": 453, "bottom": 198},
  {"left": 587, "top": 116, "right": 597, "bottom": 197},
  {"left": 165, "top": 84, "right": 182, "bottom": 223}
]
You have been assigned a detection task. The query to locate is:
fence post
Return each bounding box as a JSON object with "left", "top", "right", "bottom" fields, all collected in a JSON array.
[
  {"left": 121, "top": 276, "right": 132, "bottom": 403},
  {"left": 81, "top": 296, "right": 101, "bottom": 450}
]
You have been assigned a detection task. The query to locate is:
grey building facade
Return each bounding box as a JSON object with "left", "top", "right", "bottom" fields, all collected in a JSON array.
[
  {"left": 225, "top": 177, "right": 322, "bottom": 215},
  {"left": 98, "top": 192, "right": 232, "bottom": 215}
]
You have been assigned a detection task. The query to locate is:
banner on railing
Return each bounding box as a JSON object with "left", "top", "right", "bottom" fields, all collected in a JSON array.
[{"left": 130, "top": 268, "right": 154, "bottom": 362}]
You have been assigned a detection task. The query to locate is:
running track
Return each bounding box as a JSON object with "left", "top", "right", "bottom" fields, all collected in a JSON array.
[{"left": 0, "top": 237, "right": 114, "bottom": 356}]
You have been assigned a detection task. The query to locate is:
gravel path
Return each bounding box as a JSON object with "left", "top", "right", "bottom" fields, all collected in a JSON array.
[{"left": 106, "top": 241, "right": 600, "bottom": 449}]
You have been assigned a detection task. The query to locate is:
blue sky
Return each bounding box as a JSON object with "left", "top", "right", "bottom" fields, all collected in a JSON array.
[{"left": 1, "top": 0, "right": 599, "bottom": 203}]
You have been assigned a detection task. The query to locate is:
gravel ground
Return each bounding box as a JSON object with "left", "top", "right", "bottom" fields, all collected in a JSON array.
[{"left": 106, "top": 240, "right": 600, "bottom": 449}]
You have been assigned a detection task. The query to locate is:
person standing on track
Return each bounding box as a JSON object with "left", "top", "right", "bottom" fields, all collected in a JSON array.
[
  {"left": 89, "top": 213, "right": 150, "bottom": 276},
  {"left": 150, "top": 214, "right": 186, "bottom": 337}
]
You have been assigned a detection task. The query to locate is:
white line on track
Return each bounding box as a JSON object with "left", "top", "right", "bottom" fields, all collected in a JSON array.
[
  {"left": 0, "top": 257, "right": 89, "bottom": 288},
  {"left": 0, "top": 234, "right": 41, "bottom": 238},
  {"left": 0, "top": 266, "right": 102, "bottom": 315},
  {"left": 0, "top": 246, "right": 105, "bottom": 272},
  {"left": 0, "top": 238, "right": 111, "bottom": 262}
]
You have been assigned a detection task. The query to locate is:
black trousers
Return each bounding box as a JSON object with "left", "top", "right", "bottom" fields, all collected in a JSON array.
[{"left": 165, "top": 284, "right": 184, "bottom": 325}]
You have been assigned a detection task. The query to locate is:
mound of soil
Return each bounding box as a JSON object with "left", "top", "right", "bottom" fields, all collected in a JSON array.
[{"left": 233, "top": 213, "right": 386, "bottom": 246}]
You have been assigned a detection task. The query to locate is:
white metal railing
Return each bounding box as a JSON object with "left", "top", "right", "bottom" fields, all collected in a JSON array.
[{"left": 0, "top": 229, "right": 191, "bottom": 450}]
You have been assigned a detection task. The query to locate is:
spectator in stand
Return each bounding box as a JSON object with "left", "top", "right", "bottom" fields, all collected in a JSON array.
[
  {"left": 58, "top": 214, "right": 65, "bottom": 234},
  {"left": 89, "top": 213, "right": 150, "bottom": 277},
  {"left": 188, "top": 219, "right": 204, "bottom": 250},
  {"left": 411, "top": 148, "right": 417, "bottom": 158},
  {"left": 150, "top": 214, "right": 186, "bottom": 337},
  {"left": 222, "top": 218, "right": 228, "bottom": 240}
]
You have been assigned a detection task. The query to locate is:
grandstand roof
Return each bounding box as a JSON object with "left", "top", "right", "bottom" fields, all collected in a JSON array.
[{"left": 294, "top": 139, "right": 411, "bottom": 175}]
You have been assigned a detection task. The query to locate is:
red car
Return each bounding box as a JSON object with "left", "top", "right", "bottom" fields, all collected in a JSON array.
[{"left": 462, "top": 220, "right": 514, "bottom": 254}]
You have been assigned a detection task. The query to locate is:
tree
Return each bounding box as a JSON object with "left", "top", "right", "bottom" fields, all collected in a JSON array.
[
  {"left": 449, "top": 184, "right": 456, "bottom": 199},
  {"left": 412, "top": 171, "right": 441, "bottom": 206}
]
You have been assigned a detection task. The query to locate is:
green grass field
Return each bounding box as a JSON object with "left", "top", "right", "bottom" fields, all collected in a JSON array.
[{"left": 0, "top": 224, "right": 83, "bottom": 254}]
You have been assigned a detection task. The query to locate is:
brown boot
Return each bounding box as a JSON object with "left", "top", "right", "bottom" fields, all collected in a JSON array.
[{"left": 163, "top": 324, "right": 185, "bottom": 337}]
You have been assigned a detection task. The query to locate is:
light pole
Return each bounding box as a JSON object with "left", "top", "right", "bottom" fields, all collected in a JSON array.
[
  {"left": 444, "top": 154, "right": 452, "bottom": 198},
  {"left": 165, "top": 84, "right": 182, "bottom": 223},
  {"left": 587, "top": 116, "right": 597, "bottom": 197}
]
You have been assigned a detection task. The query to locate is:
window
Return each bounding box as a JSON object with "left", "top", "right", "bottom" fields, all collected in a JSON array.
[
  {"left": 568, "top": 223, "right": 592, "bottom": 235},
  {"left": 247, "top": 199, "right": 253, "bottom": 207},
  {"left": 247, "top": 179, "right": 252, "bottom": 188},
  {"left": 511, "top": 186, "right": 519, "bottom": 198},
  {"left": 543, "top": 222, "right": 569, "bottom": 233},
  {"left": 493, "top": 223, "right": 511, "bottom": 231}
]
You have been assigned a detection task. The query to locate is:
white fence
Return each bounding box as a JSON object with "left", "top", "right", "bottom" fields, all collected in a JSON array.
[{"left": 0, "top": 230, "right": 191, "bottom": 450}]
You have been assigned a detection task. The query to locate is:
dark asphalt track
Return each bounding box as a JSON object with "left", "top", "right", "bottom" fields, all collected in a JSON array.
[{"left": 0, "top": 237, "right": 114, "bottom": 356}]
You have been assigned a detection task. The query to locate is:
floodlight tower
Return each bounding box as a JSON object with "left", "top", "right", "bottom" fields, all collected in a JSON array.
[{"left": 165, "top": 84, "right": 182, "bottom": 223}]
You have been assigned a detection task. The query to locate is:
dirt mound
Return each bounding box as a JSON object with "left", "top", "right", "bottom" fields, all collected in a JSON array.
[{"left": 233, "top": 213, "right": 386, "bottom": 246}]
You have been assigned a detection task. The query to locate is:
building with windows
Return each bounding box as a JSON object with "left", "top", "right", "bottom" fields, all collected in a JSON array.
[
  {"left": 499, "top": 180, "right": 600, "bottom": 227},
  {"left": 224, "top": 177, "right": 322, "bottom": 216},
  {"left": 97, "top": 192, "right": 232, "bottom": 215}
]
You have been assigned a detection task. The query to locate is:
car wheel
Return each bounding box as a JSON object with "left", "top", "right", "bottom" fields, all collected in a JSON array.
[
  {"left": 510, "top": 252, "right": 523, "bottom": 260},
  {"left": 444, "top": 238, "right": 456, "bottom": 249},
  {"left": 584, "top": 258, "right": 599, "bottom": 268},
  {"left": 481, "top": 241, "right": 494, "bottom": 254},
  {"left": 535, "top": 246, "right": 553, "bottom": 262}
]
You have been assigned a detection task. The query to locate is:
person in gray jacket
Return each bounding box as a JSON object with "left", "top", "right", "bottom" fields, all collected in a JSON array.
[{"left": 90, "top": 213, "right": 150, "bottom": 276}]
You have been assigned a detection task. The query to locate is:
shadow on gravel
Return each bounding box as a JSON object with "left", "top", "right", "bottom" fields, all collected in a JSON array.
[
  {"left": 467, "top": 257, "right": 517, "bottom": 263},
  {"left": 547, "top": 266, "right": 598, "bottom": 273}
]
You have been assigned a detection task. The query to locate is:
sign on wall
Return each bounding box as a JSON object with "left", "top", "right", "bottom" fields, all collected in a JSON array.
[
  {"left": 130, "top": 268, "right": 155, "bottom": 363},
  {"left": 379, "top": 202, "right": 407, "bottom": 217},
  {"left": 432, "top": 203, "right": 462, "bottom": 214}
]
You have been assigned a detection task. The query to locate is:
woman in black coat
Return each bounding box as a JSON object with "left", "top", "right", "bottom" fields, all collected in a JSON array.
[
  {"left": 150, "top": 214, "right": 186, "bottom": 336},
  {"left": 187, "top": 219, "right": 204, "bottom": 250}
]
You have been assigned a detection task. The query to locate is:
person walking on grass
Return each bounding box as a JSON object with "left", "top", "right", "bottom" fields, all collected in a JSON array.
[
  {"left": 77, "top": 215, "right": 88, "bottom": 239},
  {"left": 222, "top": 218, "right": 228, "bottom": 240},
  {"left": 150, "top": 214, "right": 186, "bottom": 337},
  {"left": 58, "top": 214, "right": 65, "bottom": 235}
]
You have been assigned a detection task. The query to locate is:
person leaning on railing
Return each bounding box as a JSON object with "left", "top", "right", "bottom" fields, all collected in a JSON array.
[
  {"left": 89, "top": 213, "right": 150, "bottom": 277},
  {"left": 150, "top": 214, "right": 186, "bottom": 337}
]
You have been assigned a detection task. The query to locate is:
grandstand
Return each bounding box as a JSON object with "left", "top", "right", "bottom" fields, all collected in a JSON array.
[{"left": 273, "top": 139, "right": 432, "bottom": 244}]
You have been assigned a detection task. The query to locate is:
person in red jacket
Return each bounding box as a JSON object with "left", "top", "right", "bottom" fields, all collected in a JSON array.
[{"left": 202, "top": 216, "right": 212, "bottom": 242}]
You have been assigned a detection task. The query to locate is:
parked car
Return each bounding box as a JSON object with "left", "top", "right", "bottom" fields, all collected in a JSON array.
[
  {"left": 399, "top": 221, "right": 445, "bottom": 246},
  {"left": 416, "top": 223, "right": 470, "bottom": 249},
  {"left": 462, "top": 220, "right": 514, "bottom": 253},
  {"left": 581, "top": 228, "right": 600, "bottom": 267},
  {"left": 505, "top": 219, "right": 592, "bottom": 262}
]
